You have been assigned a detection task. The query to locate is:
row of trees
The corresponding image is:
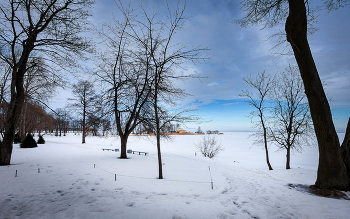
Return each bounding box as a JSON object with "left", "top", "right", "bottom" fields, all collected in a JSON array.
[
  {"left": 241, "top": 65, "right": 314, "bottom": 170},
  {"left": 0, "top": 102, "right": 54, "bottom": 137},
  {"left": 0, "top": 99, "right": 112, "bottom": 139}
]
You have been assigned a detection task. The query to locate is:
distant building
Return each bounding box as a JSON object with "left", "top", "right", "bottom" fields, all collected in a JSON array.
[
  {"left": 176, "top": 127, "right": 186, "bottom": 133},
  {"left": 206, "top": 130, "right": 219, "bottom": 134}
]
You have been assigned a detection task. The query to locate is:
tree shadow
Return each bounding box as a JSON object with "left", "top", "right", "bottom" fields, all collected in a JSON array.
[{"left": 287, "top": 184, "right": 350, "bottom": 200}]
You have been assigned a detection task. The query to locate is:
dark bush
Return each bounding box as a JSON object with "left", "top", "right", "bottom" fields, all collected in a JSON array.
[
  {"left": 37, "top": 135, "right": 45, "bottom": 144},
  {"left": 20, "top": 133, "right": 38, "bottom": 148},
  {"left": 14, "top": 133, "right": 22, "bottom": 144}
]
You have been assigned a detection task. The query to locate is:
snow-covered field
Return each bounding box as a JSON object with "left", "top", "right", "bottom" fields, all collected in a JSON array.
[{"left": 0, "top": 132, "right": 349, "bottom": 219}]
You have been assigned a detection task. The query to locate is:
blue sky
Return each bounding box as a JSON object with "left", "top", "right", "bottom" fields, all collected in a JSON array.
[{"left": 50, "top": 0, "right": 350, "bottom": 132}]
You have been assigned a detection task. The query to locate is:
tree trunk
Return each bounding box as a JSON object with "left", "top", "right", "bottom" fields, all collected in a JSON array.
[
  {"left": 286, "top": 146, "right": 291, "bottom": 169},
  {"left": 341, "top": 118, "right": 350, "bottom": 176},
  {"left": 155, "top": 74, "right": 163, "bottom": 179},
  {"left": 82, "top": 104, "right": 86, "bottom": 143},
  {"left": 263, "top": 126, "right": 273, "bottom": 170},
  {"left": 120, "top": 135, "right": 128, "bottom": 159},
  {"left": 55, "top": 122, "right": 58, "bottom": 136},
  {"left": 156, "top": 127, "right": 163, "bottom": 179},
  {"left": 20, "top": 101, "right": 28, "bottom": 140},
  {"left": 0, "top": 70, "right": 25, "bottom": 165},
  {"left": 286, "top": 0, "right": 349, "bottom": 190}
]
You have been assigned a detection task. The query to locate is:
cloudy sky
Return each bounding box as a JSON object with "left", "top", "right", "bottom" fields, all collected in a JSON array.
[{"left": 50, "top": 0, "right": 350, "bottom": 132}]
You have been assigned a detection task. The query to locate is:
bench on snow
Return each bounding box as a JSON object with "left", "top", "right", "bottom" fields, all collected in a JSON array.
[
  {"left": 102, "top": 148, "right": 119, "bottom": 152},
  {"left": 132, "top": 151, "right": 148, "bottom": 156}
]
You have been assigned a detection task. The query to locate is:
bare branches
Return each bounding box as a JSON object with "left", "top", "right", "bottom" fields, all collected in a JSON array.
[
  {"left": 234, "top": 0, "right": 319, "bottom": 56},
  {"left": 269, "top": 64, "right": 315, "bottom": 169},
  {"left": 0, "top": 0, "right": 94, "bottom": 74},
  {"left": 195, "top": 134, "right": 224, "bottom": 158},
  {"left": 324, "top": 0, "right": 350, "bottom": 11},
  {"left": 240, "top": 71, "right": 274, "bottom": 124},
  {"left": 240, "top": 71, "right": 274, "bottom": 170},
  {"left": 234, "top": 0, "right": 288, "bottom": 29},
  {"left": 241, "top": 65, "right": 315, "bottom": 169}
]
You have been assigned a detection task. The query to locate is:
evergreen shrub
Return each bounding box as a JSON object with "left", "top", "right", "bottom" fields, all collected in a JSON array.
[
  {"left": 37, "top": 135, "right": 45, "bottom": 144},
  {"left": 14, "top": 133, "right": 22, "bottom": 144},
  {"left": 20, "top": 133, "right": 38, "bottom": 148}
]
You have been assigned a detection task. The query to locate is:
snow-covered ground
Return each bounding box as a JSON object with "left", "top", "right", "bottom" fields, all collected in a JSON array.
[{"left": 0, "top": 132, "right": 349, "bottom": 219}]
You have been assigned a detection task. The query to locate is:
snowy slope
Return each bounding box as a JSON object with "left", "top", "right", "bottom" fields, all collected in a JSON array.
[{"left": 0, "top": 132, "right": 349, "bottom": 219}]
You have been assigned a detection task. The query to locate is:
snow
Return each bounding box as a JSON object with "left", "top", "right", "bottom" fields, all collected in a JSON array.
[{"left": 1, "top": 132, "right": 349, "bottom": 219}]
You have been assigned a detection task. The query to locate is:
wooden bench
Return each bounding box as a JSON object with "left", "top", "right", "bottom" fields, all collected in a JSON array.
[
  {"left": 132, "top": 151, "right": 148, "bottom": 156},
  {"left": 102, "top": 148, "right": 119, "bottom": 152}
]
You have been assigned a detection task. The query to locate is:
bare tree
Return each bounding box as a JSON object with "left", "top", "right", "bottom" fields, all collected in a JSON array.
[
  {"left": 236, "top": 0, "right": 350, "bottom": 190},
  {"left": 195, "top": 134, "right": 224, "bottom": 158},
  {"left": 136, "top": 1, "right": 208, "bottom": 179},
  {"left": 101, "top": 118, "right": 112, "bottom": 136},
  {"left": 0, "top": 0, "right": 94, "bottom": 165},
  {"left": 94, "top": 6, "right": 152, "bottom": 159},
  {"left": 240, "top": 71, "right": 274, "bottom": 170},
  {"left": 68, "top": 80, "right": 97, "bottom": 143},
  {"left": 19, "top": 57, "right": 65, "bottom": 139},
  {"left": 196, "top": 126, "right": 203, "bottom": 134},
  {"left": 52, "top": 108, "right": 64, "bottom": 137},
  {"left": 269, "top": 65, "right": 315, "bottom": 169}
]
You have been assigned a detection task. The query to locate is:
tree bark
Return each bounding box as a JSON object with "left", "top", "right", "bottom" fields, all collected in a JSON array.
[
  {"left": 155, "top": 101, "right": 163, "bottom": 179},
  {"left": 286, "top": 0, "right": 349, "bottom": 190},
  {"left": 120, "top": 135, "right": 128, "bottom": 159},
  {"left": 0, "top": 69, "right": 26, "bottom": 165},
  {"left": 286, "top": 146, "right": 291, "bottom": 169},
  {"left": 20, "top": 101, "right": 28, "bottom": 140},
  {"left": 262, "top": 124, "right": 273, "bottom": 170},
  {"left": 156, "top": 127, "right": 163, "bottom": 179},
  {"left": 341, "top": 118, "right": 350, "bottom": 177},
  {"left": 155, "top": 73, "right": 163, "bottom": 179},
  {"left": 82, "top": 104, "right": 86, "bottom": 144}
]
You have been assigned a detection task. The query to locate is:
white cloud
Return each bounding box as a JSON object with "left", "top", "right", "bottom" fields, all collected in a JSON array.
[
  {"left": 223, "top": 102, "right": 239, "bottom": 106},
  {"left": 208, "top": 82, "right": 219, "bottom": 87}
]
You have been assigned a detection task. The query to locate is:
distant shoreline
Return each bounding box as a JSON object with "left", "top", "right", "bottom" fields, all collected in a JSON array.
[{"left": 130, "top": 132, "right": 224, "bottom": 136}]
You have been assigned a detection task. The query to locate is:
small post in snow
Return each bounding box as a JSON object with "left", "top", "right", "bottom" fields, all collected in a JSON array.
[
  {"left": 208, "top": 166, "right": 213, "bottom": 189},
  {"left": 15, "top": 170, "right": 17, "bottom": 177},
  {"left": 115, "top": 174, "right": 117, "bottom": 181}
]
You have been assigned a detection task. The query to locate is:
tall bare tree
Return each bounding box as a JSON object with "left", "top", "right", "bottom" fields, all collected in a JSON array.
[
  {"left": 94, "top": 7, "right": 152, "bottom": 158},
  {"left": 236, "top": 0, "right": 350, "bottom": 190},
  {"left": 0, "top": 0, "right": 94, "bottom": 165},
  {"left": 269, "top": 65, "right": 315, "bottom": 169},
  {"left": 132, "top": 1, "right": 208, "bottom": 179},
  {"left": 240, "top": 71, "right": 274, "bottom": 170},
  {"left": 69, "top": 80, "right": 97, "bottom": 143}
]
